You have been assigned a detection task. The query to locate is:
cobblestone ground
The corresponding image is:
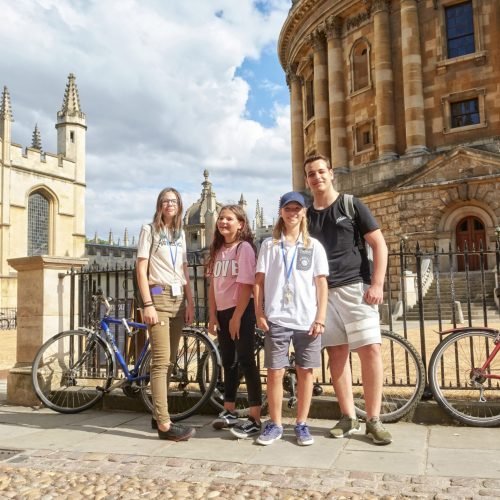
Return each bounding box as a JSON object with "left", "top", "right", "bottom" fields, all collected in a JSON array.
[{"left": 1, "top": 450, "right": 499, "bottom": 499}]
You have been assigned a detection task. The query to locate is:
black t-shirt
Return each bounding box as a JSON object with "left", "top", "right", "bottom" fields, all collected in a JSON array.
[{"left": 307, "top": 195, "right": 379, "bottom": 288}]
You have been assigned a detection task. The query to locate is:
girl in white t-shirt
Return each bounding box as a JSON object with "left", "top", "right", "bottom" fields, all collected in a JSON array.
[
  {"left": 254, "top": 192, "right": 328, "bottom": 446},
  {"left": 207, "top": 205, "right": 262, "bottom": 439},
  {"left": 136, "top": 187, "right": 195, "bottom": 442}
]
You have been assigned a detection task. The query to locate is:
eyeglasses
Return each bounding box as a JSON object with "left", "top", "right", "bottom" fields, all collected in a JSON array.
[{"left": 162, "top": 199, "right": 178, "bottom": 206}]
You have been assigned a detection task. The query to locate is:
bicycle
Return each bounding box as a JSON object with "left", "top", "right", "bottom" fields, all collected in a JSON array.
[
  {"left": 206, "top": 328, "right": 424, "bottom": 423},
  {"left": 428, "top": 326, "right": 500, "bottom": 427},
  {"left": 31, "top": 291, "right": 220, "bottom": 421}
]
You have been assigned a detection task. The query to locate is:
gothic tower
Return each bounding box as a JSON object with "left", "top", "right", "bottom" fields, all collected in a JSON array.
[
  {"left": 56, "top": 73, "right": 86, "bottom": 183},
  {"left": 56, "top": 74, "right": 87, "bottom": 255}
]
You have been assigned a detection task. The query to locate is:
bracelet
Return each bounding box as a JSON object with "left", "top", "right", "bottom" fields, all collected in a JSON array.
[
  {"left": 314, "top": 321, "right": 325, "bottom": 327},
  {"left": 142, "top": 302, "right": 154, "bottom": 308}
]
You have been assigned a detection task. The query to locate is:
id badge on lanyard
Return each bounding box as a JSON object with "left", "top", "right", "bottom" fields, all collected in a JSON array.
[
  {"left": 168, "top": 238, "right": 182, "bottom": 297},
  {"left": 281, "top": 239, "right": 298, "bottom": 307}
]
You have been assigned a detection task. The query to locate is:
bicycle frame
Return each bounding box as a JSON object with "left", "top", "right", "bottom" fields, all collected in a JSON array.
[
  {"left": 437, "top": 326, "right": 500, "bottom": 382},
  {"left": 99, "top": 316, "right": 150, "bottom": 386}
]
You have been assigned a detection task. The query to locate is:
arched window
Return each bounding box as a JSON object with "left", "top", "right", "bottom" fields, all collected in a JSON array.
[
  {"left": 28, "top": 191, "right": 50, "bottom": 256},
  {"left": 351, "top": 39, "right": 371, "bottom": 93}
]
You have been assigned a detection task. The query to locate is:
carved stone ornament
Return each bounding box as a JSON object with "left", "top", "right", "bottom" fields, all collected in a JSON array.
[
  {"left": 325, "top": 15, "right": 343, "bottom": 39},
  {"left": 286, "top": 65, "right": 301, "bottom": 84},
  {"left": 308, "top": 28, "right": 326, "bottom": 51},
  {"left": 371, "top": 0, "right": 391, "bottom": 14},
  {"left": 346, "top": 10, "right": 371, "bottom": 32}
]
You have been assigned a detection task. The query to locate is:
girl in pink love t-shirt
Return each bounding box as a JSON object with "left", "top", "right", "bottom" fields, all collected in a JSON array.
[{"left": 207, "top": 205, "right": 263, "bottom": 439}]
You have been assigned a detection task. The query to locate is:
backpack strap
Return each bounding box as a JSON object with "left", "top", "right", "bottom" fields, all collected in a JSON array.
[
  {"left": 146, "top": 223, "right": 154, "bottom": 276},
  {"left": 343, "top": 193, "right": 356, "bottom": 220},
  {"left": 340, "top": 194, "right": 365, "bottom": 253}
]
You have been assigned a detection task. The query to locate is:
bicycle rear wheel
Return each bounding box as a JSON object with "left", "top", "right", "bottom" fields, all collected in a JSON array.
[
  {"left": 139, "top": 327, "right": 218, "bottom": 421},
  {"left": 32, "top": 329, "right": 114, "bottom": 413},
  {"left": 351, "top": 330, "right": 425, "bottom": 422},
  {"left": 429, "top": 329, "right": 500, "bottom": 427}
]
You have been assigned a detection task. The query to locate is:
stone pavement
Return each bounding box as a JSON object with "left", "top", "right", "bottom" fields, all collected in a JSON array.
[{"left": 1, "top": 384, "right": 500, "bottom": 499}]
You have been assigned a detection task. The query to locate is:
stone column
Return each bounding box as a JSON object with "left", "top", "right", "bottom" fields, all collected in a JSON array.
[
  {"left": 373, "top": 0, "right": 397, "bottom": 159},
  {"left": 287, "top": 65, "right": 305, "bottom": 191},
  {"left": 400, "top": 0, "right": 427, "bottom": 154},
  {"left": 310, "top": 29, "right": 331, "bottom": 158},
  {"left": 7, "top": 256, "right": 87, "bottom": 405},
  {"left": 325, "top": 16, "right": 348, "bottom": 169}
]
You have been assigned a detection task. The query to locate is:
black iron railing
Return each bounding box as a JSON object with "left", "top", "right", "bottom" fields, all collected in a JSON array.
[{"left": 64, "top": 243, "right": 499, "bottom": 391}]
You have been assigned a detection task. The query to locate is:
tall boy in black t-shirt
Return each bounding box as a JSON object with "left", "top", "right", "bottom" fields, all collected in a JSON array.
[{"left": 305, "top": 154, "right": 392, "bottom": 445}]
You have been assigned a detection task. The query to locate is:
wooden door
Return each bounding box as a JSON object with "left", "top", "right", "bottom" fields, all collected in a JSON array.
[{"left": 456, "top": 216, "right": 487, "bottom": 271}]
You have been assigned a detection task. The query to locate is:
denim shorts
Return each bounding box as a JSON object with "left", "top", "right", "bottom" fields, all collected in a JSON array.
[{"left": 264, "top": 322, "right": 321, "bottom": 369}]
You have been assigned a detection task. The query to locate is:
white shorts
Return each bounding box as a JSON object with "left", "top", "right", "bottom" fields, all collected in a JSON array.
[{"left": 323, "top": 282, "right": 381, "bottom": 350}]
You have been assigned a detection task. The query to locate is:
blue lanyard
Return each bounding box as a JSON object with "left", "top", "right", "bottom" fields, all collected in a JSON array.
[
  {"left": 280, "top": 239, "right": 298, "bottom": 284},
  {"left": 161, "top": 230, "right": 178, "bottom": 269}
]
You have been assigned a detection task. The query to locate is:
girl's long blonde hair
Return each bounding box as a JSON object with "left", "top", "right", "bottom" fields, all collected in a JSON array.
[
  {"left": 272, "top": 208, "right": 311, "bottom": 248},
  {"left": 207, "top": 205, "right": 256, "bottom": 275},
  {"left": 152, "top": 187, "right": 183, "bottom": 240}
]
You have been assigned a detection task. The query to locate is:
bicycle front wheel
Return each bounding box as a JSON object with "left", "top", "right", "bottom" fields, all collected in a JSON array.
[
  {"left": 351, "top": 330, "right": 425, "bottom": 422},
  {"left": 32, "top": 330, "right": 114, "bottom": 413},
  {"left": 429, "top": 329, "right": 500, "bottom": 427},
  {"left": 139, "top": 327, "right": 218, "bottom": 421}
]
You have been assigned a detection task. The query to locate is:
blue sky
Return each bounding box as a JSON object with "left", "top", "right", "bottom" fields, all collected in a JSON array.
[
  {"left": 0, "top": 0, "right": 293, "bottom": 243},
  {"left": 237, "top": 43, "right": 289, "bottom": 128}
]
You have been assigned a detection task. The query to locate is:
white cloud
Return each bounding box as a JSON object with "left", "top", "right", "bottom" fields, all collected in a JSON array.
[{"left": 0, "top": 0, "right": 292, "bottom": 243}]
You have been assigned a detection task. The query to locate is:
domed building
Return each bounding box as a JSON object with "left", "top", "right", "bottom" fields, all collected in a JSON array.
[
  {"left": 279, "top": 0, "right": 500, "bottom": 262},
  {"left": 183, "top": 170, "right": 224, "bottom": 252}
]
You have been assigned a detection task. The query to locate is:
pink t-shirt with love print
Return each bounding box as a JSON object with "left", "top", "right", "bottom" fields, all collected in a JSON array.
[{"left": 212, "top": 241, "right": 256, "bottom": 311}]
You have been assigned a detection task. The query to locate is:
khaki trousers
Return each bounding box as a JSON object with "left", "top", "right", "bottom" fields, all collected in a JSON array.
[{"left": 150, "top": 286, "right": 185, "bottom": 425}]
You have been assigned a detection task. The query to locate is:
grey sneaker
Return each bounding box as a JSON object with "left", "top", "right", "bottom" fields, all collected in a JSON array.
[
  {"left": 212, "top": 410, "right": 239, "bottom": 430},
  {"left": 329, "top": 415, "right": 360, "bottom": 439},
  {"left": 230, "top": 417, "right": 261, "bottom": 439},
  {"left": 294, "top": 422, "right": 314, "bottom": 446},
  {"left": 256, "top": 421, "right": 283, "bottom": 446},
  {"left": 365, "top": 418, "right": 392, "bottom": 445}
]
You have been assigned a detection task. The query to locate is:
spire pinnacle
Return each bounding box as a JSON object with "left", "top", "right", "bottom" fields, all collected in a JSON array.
[
  {"left": 255, "top": 199, "right": 263, "bottom": 228},
  {"left": 31, "top": 124, "right": 42, "bottom": 150},
  {"left": 0, "top": 86, "right": 13, "bottom": 121},
  {"left": 202, "top": 169, "right": 213, "bottom": 196},
  {"left": 58, "top": 73, "right": 85, "bottom": 118}
]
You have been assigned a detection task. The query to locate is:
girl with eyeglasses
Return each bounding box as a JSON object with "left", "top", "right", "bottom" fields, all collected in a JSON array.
[{"left": 136, "top": 187, "right": 195, "bottom": 441}]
